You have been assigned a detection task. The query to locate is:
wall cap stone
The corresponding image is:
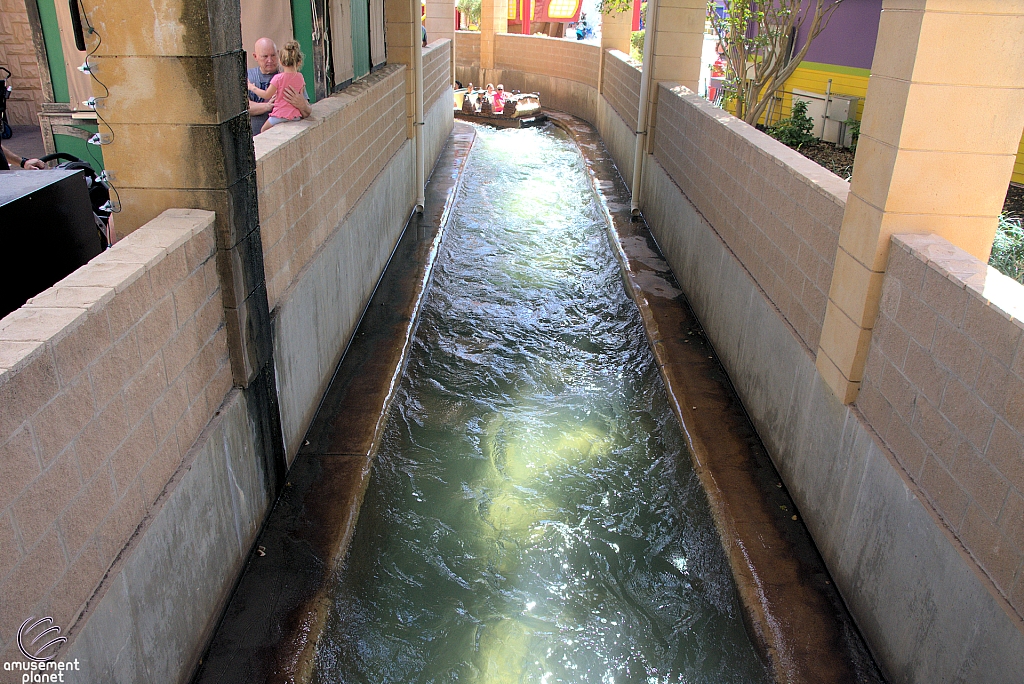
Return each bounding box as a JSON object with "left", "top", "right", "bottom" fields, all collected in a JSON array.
[
  {"left": 893, "top": 233, "right": 1024, "bottom": 329},
  {"left": 0, "top": 208, "right": 216, "bottom": 373},
  {"left": 253, "top": 64, "right": 407, "bottom": 163}
]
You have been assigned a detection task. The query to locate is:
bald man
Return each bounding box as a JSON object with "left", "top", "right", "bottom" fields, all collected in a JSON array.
[{"left": 247, "top": 37, "right": 311, "bottom": 136}]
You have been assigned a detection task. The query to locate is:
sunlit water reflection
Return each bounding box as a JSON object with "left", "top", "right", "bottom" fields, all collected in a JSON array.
[{"left": 312, "top": 125, "right": 770, "bottom": 684}]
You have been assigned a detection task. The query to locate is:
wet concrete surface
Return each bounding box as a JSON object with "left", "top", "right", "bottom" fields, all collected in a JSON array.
[
  {"left": 190, "top": 124, "right": 476, "bottom": 684},
  {"left": 546, "top": 111, "right": 883, "bottom": 684},
  {"left": 192, "top": 114, "right": 882, "bottom": 684}
]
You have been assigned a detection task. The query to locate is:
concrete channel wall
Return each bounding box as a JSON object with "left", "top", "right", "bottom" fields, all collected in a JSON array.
[
  {"left": 453, "top": 34, "right": 1024, "bottom": 681},
  {"left": 643, "top": 85, "right": 1024, "bottom": 681},
  {"left": 0, "top": 43, "right": 453, "bottom": 680},
  {"left": 0, "top": 210, "right": 252, "bottom": 669},
  {"left": 255, "top": 45, "right": 454, "bottom": 464}
]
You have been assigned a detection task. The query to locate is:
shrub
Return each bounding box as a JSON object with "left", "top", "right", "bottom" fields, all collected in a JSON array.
[
  {"left": 769, "top": 100, "right": 816, "bottom": 149},
  {"left": 989, "top": 213, "right": 1024, "bottom": 284},
  {"left": 630, "top": 30, "right": 644, "bottom": 62}
]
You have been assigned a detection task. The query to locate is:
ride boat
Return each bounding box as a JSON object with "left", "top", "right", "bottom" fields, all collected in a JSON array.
[{"left": 454, "top": 88, "right": 547, "bottom": 128}]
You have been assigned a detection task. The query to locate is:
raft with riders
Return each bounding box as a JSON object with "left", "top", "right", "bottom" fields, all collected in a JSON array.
[{"left": 454, "top": 83, "right": 546, "bottom": 128}]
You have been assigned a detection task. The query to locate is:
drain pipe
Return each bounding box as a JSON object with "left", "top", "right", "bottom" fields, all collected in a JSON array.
[
  {"left": 630, "top": 0, "right": 659, "bottom": 216},
  {"left": 413, "top": 0, "right": 426, "bottom": 213}
]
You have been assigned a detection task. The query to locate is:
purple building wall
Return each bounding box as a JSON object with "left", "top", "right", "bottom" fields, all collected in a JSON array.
[{"left": 797, "top": 0, "right": 882, "bottom": 70}]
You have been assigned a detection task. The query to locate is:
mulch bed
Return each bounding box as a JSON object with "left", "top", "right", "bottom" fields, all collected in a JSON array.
[
  {"left": 1004, "top": 184, "right": 1024, "bottom": 221},
  {"left": 793, "top": 141, "right": 1024, "bottom": 221},
  {"left": 795, "top": 140, "right": 857, "bottom": 181}
]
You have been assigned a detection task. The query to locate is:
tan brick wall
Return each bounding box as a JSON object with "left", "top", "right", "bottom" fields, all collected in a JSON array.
[
  {"left": 0, "top": 209, "right": 230, "bottom": 656},
  {"left": 602, "top": 49, "right": 640, "bottom": 131},
  {"left": 857, "top": 233, "right": 1024, "bottom": 620},
  {"left": 494, "top": 34, "right": 599, "bottom": 89},
  {"left": 455, "top": 31, "right": 480, "bottom": 68},
  {"left": 255, "top": 65, "right": 408, "bottom": 310},
  {"left": 0, "top": 0, "right": 46, "bottom": 125},
  {"left": 423, "top": 40, "right": 451, "bottom": 113},
  {"left": 653, "top": 84, "right": 847, "bottom": 352}
]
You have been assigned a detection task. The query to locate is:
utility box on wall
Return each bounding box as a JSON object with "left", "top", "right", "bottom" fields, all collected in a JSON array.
[
  {"left": 792, "top": 89, "right": 861, "bottom": 148},
  {"left": 0, "top": 169, "right": 102, "bottom": 318}
]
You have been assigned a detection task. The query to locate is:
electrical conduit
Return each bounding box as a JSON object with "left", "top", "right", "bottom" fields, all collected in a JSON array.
[
  {"left": 630, "top": 0, "right": 658, "bottom": 216},
  {"left": 413, "top": 0, "right": 426, "bottom": 213}
]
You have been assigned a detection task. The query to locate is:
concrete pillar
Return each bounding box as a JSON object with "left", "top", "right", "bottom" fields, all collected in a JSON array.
[
  {"left": 480, "top": 0, "right": 508, "bottom": 70},
  {"left": 90, "top": 0, "right": 286, "bottom": 488},
  {"left": 385, "top": 0, "right": 419, "bottom": 138},
  {"left": 817, "top": 0, "right": 1024, "bottom": 403},
  {"left": 425, "top": 0, "right": 455, "bottom": 45},
  {"left": 643, "top": 0, "right": 703, "bottom": 151},
  {"left": 601, "top": 4, "right": 633, "bottom": 56}
]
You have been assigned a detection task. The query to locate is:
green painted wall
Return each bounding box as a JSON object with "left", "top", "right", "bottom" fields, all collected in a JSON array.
[
  {"left": 351, "top": 0, "right": 370, "bottom": 78},
  {"left": 34, "top": 0, "right": 104, "bottom": 165},
  {"left": 35, "top": 0, "right": 69, "bottom": 103},
  {"left": 291, "top": 0, "right": 317, "bottom": 102}
]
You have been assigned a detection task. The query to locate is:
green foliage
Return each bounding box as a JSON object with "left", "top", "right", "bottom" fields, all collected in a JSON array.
[
  {"left": 989, "top": 213, "right": 1024, "bottom": 284},
  {"left": 456, "top": 0, "right": 481, "bottom": 26},
  {"left": 844, "top": 117, "right": 861, "bottom": 150},
  {"left": 631, "top": 30, "right": 644, "bottom": 62},
  {"left": 599, "top": 0, "right": 633, "bottom": 14},
  {"left": 769, "top": 100, "right": 816, "bottom": 149}
]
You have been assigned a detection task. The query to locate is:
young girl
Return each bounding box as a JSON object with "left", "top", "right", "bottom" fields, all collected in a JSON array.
[{"left": 249, "top": 40, "right": 306, "bottom": 133}]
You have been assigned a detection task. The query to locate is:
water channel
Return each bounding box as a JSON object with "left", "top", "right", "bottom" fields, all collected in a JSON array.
[{"left": 310, "top": 124, "right": 772, "bottom": 683}]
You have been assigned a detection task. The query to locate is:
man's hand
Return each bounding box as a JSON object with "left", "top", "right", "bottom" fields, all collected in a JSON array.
[
  {"left": 248, "top": 98, "right": 274, "bottom": 116},
  {"left": 282, "top": 86, "right": 311, "bottom": 119},
  {"left": 22, "top": 158, "right": 45, "bottom": 170}
]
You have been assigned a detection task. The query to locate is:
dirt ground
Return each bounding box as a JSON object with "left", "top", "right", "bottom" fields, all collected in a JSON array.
[
  {"left": 795, "top": 141, "right": 1024, "bottom": 220},
  {"left": 797, "top": 141, "right": 856, "bottom": 181},
  {"left": 1004, "top": 184, "right": 1024, "bottom": 220}
]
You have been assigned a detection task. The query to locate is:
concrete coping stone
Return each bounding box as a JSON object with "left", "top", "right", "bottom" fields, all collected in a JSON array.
[
  {"left": 0, "top": 208, "right": 215, "bottom": 374},
  {"left": 893, "top": 233, "right": 1024, "bottom": 329},
  {"left": 661, "top": 82, "right": 850, "bottom": 207},
  {"left": 605, "top": 48, "right": 641, "bottom": 70},
  {"left": 253, "top": 64, "right": 407, "bottom": 163}
]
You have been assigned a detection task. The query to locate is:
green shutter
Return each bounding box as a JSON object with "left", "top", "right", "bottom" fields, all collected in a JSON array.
[
  {"left": 351, "top": 0, "right": 370, "bottom": 78},
  {"left": 291, "top": 0, "right": 317, "bottom": 102},
  {"left": 35, "top": 0, "right": 69, "bottom": 103}
]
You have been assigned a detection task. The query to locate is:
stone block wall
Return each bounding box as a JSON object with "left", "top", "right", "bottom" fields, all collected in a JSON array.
[
  {"left": 857, "top": 233, "right": 1024, "bottom": 620},
  {"left": 255, "top": 65, "right": 407, "bottom": 310},
  {"left": 0, "top": 0, "right": 45, "bottom": 125},
  {"left": 602, "top": 49, "right": 640, "bottom": 131},
  {"left": 423, "top": 39, "right": 451, "bottom": 113},
  {"left": 455, "top": 31, "right": 480, "bottom": 67},
  {"left": 0, "top": 209, "right": 230, "bottom": 663},
  {"left": 494, "top": 34, "right": 599, "bottom": 89},
  {"left": 652, "top": 84, "right": 847, "bottom": 352}
]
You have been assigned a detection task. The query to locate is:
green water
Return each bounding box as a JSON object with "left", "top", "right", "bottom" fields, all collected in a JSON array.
[{"left": 312, "top": 125, "right": 771, "bottom": 684}]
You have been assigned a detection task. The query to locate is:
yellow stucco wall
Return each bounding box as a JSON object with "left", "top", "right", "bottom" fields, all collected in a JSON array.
[{"left": 769, "top": 61, "right": 869, "bottom": 127}]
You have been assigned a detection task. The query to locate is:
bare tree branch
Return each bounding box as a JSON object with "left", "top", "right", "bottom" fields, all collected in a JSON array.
[{"left": 708, "top": 0, "right": 844, "bottom": 126}]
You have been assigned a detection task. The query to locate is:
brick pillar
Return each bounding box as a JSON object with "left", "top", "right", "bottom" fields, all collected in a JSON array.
[
  {"left": 385, "top": 0, "right": 419, "bottom": 138},
  {"left": 817, "top": 0, "right": 1024, "bottom": 403},
  {"left": 641, "top": 0, "right": 704, "bottom": 153},
  {"left": 90, "top": 0, "right": 286, "bottom": 487},
  {"left": 425, "top": 0, "right": 455, "bottom": 46},
  {"left": 479, "top": 0, "right": 508, "bottom": 70},
  {"left": 601, "top": 4, "right": 633, "bottom": 56}
]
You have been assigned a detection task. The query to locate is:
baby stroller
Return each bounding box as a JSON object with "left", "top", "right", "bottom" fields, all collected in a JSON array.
[
  {"left": 1, "top": 66, "right": 12, "bottom": 139},
  {"left": 39, "top": 152, "right": 114, "bottom": 249}
]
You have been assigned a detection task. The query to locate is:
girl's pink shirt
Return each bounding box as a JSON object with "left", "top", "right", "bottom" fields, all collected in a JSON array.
[{"left": 270, "top": 72, "right": 306, "bottom": 120}]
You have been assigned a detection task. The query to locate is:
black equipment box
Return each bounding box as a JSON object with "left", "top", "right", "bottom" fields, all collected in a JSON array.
[{"left": 1, "top": 169, "right": 103, "bottom": 319}]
